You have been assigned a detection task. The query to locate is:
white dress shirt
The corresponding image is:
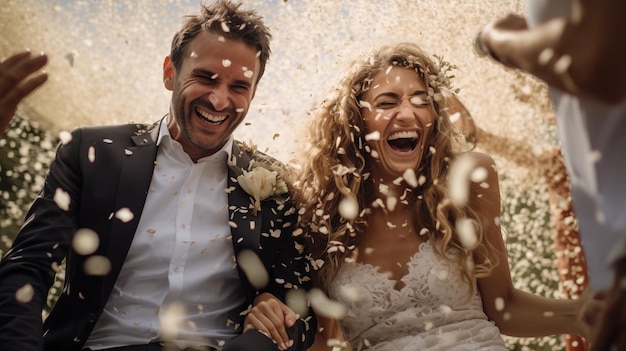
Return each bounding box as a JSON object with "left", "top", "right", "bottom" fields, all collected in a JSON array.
[{"left": 85, "top": 120, "right": 246, "bottom": 349}]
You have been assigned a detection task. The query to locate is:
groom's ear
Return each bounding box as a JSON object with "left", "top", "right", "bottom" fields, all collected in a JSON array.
[{"left": 163, "top": 56, "right": 174, "bottom": 90}]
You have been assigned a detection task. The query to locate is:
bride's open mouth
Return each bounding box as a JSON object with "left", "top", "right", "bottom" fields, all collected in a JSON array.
[{"left": 387, "top": 130, "right": 418, "bottom": 153}]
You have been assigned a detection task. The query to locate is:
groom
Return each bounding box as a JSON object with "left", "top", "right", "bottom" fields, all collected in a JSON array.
[{"left": 0, "top": 1, "right": 316, "bottom": 351}]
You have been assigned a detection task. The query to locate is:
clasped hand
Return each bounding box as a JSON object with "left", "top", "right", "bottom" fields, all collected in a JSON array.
[{"left": 244, "top": 292, "right": 299, "bottom": 351}]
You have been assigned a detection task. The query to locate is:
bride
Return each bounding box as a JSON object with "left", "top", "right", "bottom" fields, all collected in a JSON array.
[{"left": 292, "top": 42, "right": 597, "bottom": 350}]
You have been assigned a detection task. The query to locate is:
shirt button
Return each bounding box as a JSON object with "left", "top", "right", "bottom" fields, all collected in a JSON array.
[{"left": 88, "top": 313, "right": 96, "bottom": 323}]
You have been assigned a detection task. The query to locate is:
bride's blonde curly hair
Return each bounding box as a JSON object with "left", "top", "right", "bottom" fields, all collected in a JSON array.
[{"left": 292, "top": 42, "right": 498, "bottom": 293}]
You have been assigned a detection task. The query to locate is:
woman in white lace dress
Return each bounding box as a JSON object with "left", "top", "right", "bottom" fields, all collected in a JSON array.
[{"left": 293, "top": 42, "right": 597, "bottom": 351}]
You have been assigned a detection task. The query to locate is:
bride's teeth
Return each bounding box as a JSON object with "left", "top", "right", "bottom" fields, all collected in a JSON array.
[{"left": 388, "top": 131, "right": 417, "bottom": 141}]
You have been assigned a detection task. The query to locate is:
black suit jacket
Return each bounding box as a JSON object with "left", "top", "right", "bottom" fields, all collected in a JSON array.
[{"left": 0, "top": 120, "right": 316, "bottom": 351}]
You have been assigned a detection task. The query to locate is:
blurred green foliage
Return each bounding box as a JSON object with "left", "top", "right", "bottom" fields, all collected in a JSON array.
[{"left": 0, "top": 113, "right": 61, "bottom": 312}]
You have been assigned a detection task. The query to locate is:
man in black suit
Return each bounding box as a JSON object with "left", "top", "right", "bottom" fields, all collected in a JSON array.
[{"left": 0, "top": 1, "right": 316, "bottom": 351}]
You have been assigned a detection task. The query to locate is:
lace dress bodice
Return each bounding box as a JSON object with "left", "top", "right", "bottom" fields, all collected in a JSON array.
[{"left": 328, "top": 241, "right": 508, "bottom": 351}]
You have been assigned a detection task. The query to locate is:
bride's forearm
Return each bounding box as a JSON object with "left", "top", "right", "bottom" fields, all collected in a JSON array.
[{"left": 489, "top": 288, "right": 589, "bottom": 338}]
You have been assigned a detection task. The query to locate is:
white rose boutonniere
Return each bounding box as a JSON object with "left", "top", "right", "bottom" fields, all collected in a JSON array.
[{"left": 237, "top": 160, "right": 288, "bottom": 215}]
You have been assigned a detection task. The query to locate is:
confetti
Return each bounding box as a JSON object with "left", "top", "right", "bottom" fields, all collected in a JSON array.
[
  {"left": 364, "top": 131, "right": 380, "bottom": 141},
  {"left": 54, "top": 188, "right": 71, "bottom": 211},
  {"left": 537, "top": 48, "right": 554, "bottom": 66},
  {"left": 59, "top": 131, "right": 72, "bottom": 145},
  {"left": 220, "top": 21, "right": 230, "bottom": 33},
  {"left": 553, "top": 55, "right": 572, "bottom": 75},
  {"left": 88, "top": 146, "right": 95, "bottom": 163},
  {"left": 286, "top": 289, "right": 308, "bottom": 317},
  {"left": 494, "top": 297, "right": 505, "bottom": 311},
  {"left": 448, "top": 154, "right": 475, "bottom": 206},
  {"left": 410, "top": 96, "right": 427, "bottom": 105},
  {"left": 160, "top": 303, "right": 186, "bottom": 339},
  {"left": 402, "top": 168, "right": 418, "bottom": 188},
  {"left": 15, "top": 284, "right": 35, "bottom": 303},
  {"left": 72, "top": 228, "right": 99, "bottom": 255},
  {"left": 588, "top": 150, "right": 602, "bottom": 163},
  {"left": 114, "top": 208, "right": 134, "bottom": 223},
  {"left": 359, "top": 100, "right": 372, "bottom": 111},
  {"left": 84, "top": 255, "right": 111, "bottom": 276},
  {"left": 237, "top": 249, "right": 269, "bottom": 289},
  {"left": 470, "top": 167, "right": 487, "bottom": 183},
  {"left": 338, "top": 194, "right": 359, "bottom": 220},
  {"left": 309, "top": 288, "right": 346, "bottom": 319}
]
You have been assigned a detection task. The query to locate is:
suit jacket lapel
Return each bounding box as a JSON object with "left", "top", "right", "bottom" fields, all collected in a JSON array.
[
  {"left": 101, "top": 121, "right": 160, "bottom": 305},
  {"left": 228, "top": 142, "right": 262, "bottom": 254}
]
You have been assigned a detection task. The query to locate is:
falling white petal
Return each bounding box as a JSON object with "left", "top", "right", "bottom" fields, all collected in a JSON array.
[
  {"left": 386, "top": 196, "right": 397, "bottom": 212},
  {"left": 359, "top": 100, "right": 372, "bottom": 111},
  {"left": 54, "top": 188, "right": 70, "bottom": 211},
  {"left": 448, "top": 154, "right": 475, "bottom": 206},
  {"left": 365, "top": 131, "right": 380, "bottom": 141},
  {"left": 88, "top": 146, "right": 95, "bottom": 163},
  {"left": 470, "top": 167, "right": 487, "bottom": 183},
  {"left": 160, "top": 303, "right": 186, "bottom": 340},
  {"left": 410, "top": 96, "right": 427, "bottom": 105},
  {"left": 338, "top": 195, "right": 359, "bottom": 220},
  {"left": 449, "top": 112, "right": 461, "bottom": 123},
  {"left": 84, "top": 255, "right": 111, "bottom": 276},
  {"left": 286, "top": 289, "right": 308, "bottom": 317},
  {"left": 495, "top": 297, "right": 505, "bottom": 311},
  {"left": 15, "top": 284, "right": 35, "bottom": 303},
  {"left": 237, "top": 249, "right": 269, "bottom": 289},
  {"left": 115, "top": 208, "right": 134, "bottom": 223},
  {"left": 309, "top": 288, "right": 346, "bottom": 319},
  {"left": 588, "top": 150, "right": 602, "bottom": 163},
  {"left": 220, "top": 21, "right": 230, "bottom": 33},
  {"left": 72, "top": 228, "right": 99, "bottom": 255},
  {"left": 59, "top": 131, "right": 72, "bottom": 145},
  {"left": 403, "top": 168, "right": 418, "bottom": 188},
  {"left": 538, "top": 48, "right": 554, "bottom": 65},
  {"left": 456, "top": 218, "right": 477, "bottom": 249},
  {"left": 554, "top": 55, "right": 572, "bottom": 74}
]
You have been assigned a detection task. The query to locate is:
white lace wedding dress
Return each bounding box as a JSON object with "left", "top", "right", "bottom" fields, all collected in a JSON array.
[{"left": 328, "top": 241, "right": 509, "bottom": 350}]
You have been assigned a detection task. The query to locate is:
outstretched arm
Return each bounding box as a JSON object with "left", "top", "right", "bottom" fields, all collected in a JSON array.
[
  {"left": 468, "top": 152, "right": 595, "bottom": 338},
  {"left": 476, "top": 0, "right": 626, "bottom": 104},
  {"left": 0, "top": 51, "right": 48, "bottom": 135}
]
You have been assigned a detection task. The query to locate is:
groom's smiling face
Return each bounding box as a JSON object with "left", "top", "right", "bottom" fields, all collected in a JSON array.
[{"left": 165, "top": 31, "right": 260, "bottom": 161}]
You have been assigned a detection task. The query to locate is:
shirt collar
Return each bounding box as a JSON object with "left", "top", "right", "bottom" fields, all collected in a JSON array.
[{"left": 157, "top": 115, "right": 233, "bottom": 163}]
